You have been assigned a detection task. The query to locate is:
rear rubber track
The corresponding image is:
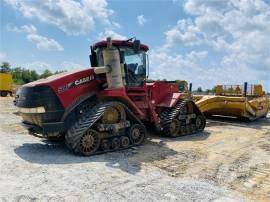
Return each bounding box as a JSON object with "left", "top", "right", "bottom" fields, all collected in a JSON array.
[{"left": 159, "top": 99, "right": 206, "bottom": 137}]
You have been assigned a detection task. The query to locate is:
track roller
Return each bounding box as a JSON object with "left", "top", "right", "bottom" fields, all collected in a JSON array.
[
  {"left": 111, "top": 137, "right": 120, "bottom": 150},
  {"left": 129, "top": 124, "right": 146, "bottom": 145},
  {"left": 101, "top": 139, "right": 111, "bottom": 151},
  {"left": 180, "top": 126, "right": 187, "bottom": 136},
  {"left": 191, "top": 124, "right": 196, "bottom": 133},
  {"left": 120, "top": 136, "right": 130, "bottom": 148},
  {"left": 168, "top": 119, "right": 181, "bottom": 137}
]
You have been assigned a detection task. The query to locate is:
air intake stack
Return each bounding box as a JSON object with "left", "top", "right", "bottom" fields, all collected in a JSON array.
[{"left": 94, "top": 37, "right": 124, "bottom": 89}]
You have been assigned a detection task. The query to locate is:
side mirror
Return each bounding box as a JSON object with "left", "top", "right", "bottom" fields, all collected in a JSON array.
[
  {"left": 146, "top": 54, "right": 149, "bottom": 79},
  {"left": 89, "top": 46, "right": 97, "bottom": 67},
  {"left": 133, "top": 40, "right": 141, "bottom": 53}
]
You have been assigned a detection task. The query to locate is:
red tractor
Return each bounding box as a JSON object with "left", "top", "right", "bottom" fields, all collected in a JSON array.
[{"left": 14, "top": 38, "right": 205, "bottom": 156}]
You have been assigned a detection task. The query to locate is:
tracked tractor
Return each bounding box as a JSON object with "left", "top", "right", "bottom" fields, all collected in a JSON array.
[{"left": 14, "top": 38, "right": 206, "bottom": 156}]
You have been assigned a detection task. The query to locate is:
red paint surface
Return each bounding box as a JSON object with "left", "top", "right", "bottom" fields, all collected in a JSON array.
[
  {"left": 25, "top": 68, "right": 99, "bottom": 109},
  {"left": 22, "top": 70, "right": 186, "bottom": 123}
]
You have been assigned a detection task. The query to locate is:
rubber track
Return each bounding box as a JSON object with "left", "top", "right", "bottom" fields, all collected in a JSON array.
[
  {"left": 159, "top": 100, "right": 188, "bottom": 136},
  {"left": 159, "top": 99, "right": 205, "bottom": 136},
  {"left": 65, "top": 101, "right": 145, "bottom": 155}
]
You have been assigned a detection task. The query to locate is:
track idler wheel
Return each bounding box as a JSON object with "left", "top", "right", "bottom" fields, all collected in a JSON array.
[
  {"left": 168, "top": 119, "right": 181, "bottom": 137},
  {"left": 79, "top": 129, "right": 100, "bottom": 156},
  {"left": 195, "top": 115, "right": 206, "bottom": 132},
  {"left": 120, "top": 136, "right": 130, "bottom": 148},
  {"left": 129, "top": 124, "right": 146, "bottom": 146}
]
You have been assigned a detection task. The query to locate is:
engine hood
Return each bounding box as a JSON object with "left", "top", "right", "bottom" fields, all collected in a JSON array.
[
  {"left": 24, "top": 68, "right": 94, "bottom": 87},
  {"left": 16, "top": 67, "right": 99, "bottom": 109}
]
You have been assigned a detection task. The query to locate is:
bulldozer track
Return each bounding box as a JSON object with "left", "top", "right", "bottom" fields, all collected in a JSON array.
[
  {"left": 65, "top": 101, "right": 146, "bottom": 156},
  {"left": 159, "top": 99, "right": 206, "bottom": 137}
]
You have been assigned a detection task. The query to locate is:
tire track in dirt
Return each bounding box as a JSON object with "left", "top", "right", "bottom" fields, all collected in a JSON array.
[{"left": 133, "top": 122, "right": 270, "bottom": 201}]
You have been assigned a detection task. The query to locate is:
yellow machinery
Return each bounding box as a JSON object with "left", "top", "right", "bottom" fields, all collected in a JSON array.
[
  {"left": 194, "top": 83, "right": 269, "bottom": 120},
  {"left": 0, "top": 72, "right": 13, "bottom": 97}
]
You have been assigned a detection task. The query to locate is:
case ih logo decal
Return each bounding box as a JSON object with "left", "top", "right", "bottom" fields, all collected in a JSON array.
[
  {"left": 58, "top": 75, "right": 94, "bottom": 93},
  {"left": 74, "top": 76, "right": 93, "bottom": 85}
]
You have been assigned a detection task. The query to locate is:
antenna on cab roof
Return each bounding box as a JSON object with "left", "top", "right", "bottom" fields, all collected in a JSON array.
[{"left": 126, "top": 37, "right": 136, "bottom": 42}]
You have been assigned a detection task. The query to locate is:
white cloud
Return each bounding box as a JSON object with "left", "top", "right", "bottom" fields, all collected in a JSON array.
[
  {"left": 7, "top": 24, "right": 63, "bottom": 51},
  {"left": 186, "top": 50, "right": 208, "bottom": 61},
  {"left": 137, "top": 15, "right": 147, "bottom": 25},
  {"left": 17, "top": 61, "right": 86, "bottom": 74},
  {"left": 165, "top": 19, "right": 200, "bottom": 46},
  {"left": 184, "top": 0, "right": 231, "bottom": 15},
  {"left": 6, "top": 24, "right": 37, "bottom": 33},
  {"left": 26, "top": 34, "right": 63, "bottom": 51},
  {"left": 0, "top": 53, "right": 8, "bottom": 62},
  {"left": 160, "top": 0, "right": 270, "bottom": 91},
  {"left": 61, "top": 61, "right": 86, "bottom": 71},
  {"left": 98, "top": 30, "right": 126, "bottom": 40},
  {"left": 4, "top": 0, "right": 114, "bottom": 35},
  {"left": 149, "top": 48, "right": 264, "bottom": 91},
  {"left": 19, "top": 62, "right": 53, "bottom": 74},
  {"left": 149, "top": 50, "right": 208, "bottom": 83}
]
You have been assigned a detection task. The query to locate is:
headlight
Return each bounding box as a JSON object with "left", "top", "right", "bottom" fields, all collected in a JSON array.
[{"left": 18, "top": 106, "right": 46, "bottom": 113}]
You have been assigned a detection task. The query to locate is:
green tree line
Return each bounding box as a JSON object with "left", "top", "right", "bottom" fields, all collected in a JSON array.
[{"left": 0, "top": 62, "right": 66, "bottom": 85}]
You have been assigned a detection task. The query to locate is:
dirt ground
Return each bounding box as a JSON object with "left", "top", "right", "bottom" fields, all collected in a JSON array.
[{"left": 0, "top": 97, "right": 269, "bottom": 201}]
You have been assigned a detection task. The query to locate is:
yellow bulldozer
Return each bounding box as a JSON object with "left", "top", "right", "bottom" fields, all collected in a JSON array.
[{"left": 194, "top": 83, "right": 269, "bottom": 120}]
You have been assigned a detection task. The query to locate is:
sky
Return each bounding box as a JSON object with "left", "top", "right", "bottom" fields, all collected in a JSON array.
[{"left": 0, "top": 0, "right": 270, "bottom": 91}]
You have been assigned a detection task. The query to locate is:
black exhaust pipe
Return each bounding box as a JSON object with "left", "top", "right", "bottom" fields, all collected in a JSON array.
[
  {"left": 189, "top": 83, "right": 193, "bottom": 92},
  {"left": 244, "top": 82, "right": 248, "bottom": 97}
]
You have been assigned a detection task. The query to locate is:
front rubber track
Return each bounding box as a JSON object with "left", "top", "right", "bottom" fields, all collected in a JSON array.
[{"left": 65, "top": 101, "right": 146, "bottom": 156}]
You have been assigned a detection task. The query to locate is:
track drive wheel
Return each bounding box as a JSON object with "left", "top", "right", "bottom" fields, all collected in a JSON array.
[
  {"left": 195, "top": 115, "right": 206, "bottom": 132},
  {"left": 129, "top": 124, "right": 146, "bottom": 146},
  {"left": 102, "top": 104, "right": 126, "bottom": 124},
  {"left": 79, "top": 129, "right": 100, "bottom": 156}
]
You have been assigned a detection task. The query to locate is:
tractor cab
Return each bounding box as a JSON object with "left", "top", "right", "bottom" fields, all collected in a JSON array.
[{"left": 90, "top": 38, "right": 149, "bottom": 88}]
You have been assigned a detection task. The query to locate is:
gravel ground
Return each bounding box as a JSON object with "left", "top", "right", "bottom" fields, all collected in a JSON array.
[{"left": 1, "top": 97, "right": 269, "bottom": 201}]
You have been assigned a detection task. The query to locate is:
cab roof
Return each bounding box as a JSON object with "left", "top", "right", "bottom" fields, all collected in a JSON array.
[{"left": 93, "top": 40, "right": 149, "bottom": 51}]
